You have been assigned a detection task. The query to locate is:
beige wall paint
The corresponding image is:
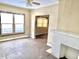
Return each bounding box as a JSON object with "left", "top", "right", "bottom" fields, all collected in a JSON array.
[
  {"left": 57, "top": 0, "right": 79, "bottom": 59},
  {"left": 58, "top": 0, "right": 79, "bottom": 35},
  {"left": 0, "top": 3, "right": 31, "bottom": 39},
  {"left": 31, "top": 4, "right": 58, "bottom": 44}
]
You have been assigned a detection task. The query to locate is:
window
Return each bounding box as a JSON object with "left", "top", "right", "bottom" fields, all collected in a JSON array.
[
  {"left": 0, "top": 12, "right": 25, "bottom": 35},
  {"left": 1, "top": 13, "right": 13, "bottom": 34},
  {"left": 37, "top": 17, "right": 48, "bottom": 27},
  {"left": 42, "top": 19, "right": 48, "bottom": 27},
  {"left": 14, "top": 14, "right": 24, "bottom": 33},
  {"left": 37, "top": 18, "right": 42, "bottom": 27}
]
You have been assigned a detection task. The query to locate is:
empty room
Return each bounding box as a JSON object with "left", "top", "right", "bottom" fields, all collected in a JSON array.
[{"left": 0, "top": 0, "right": 79, "bottom": 59}]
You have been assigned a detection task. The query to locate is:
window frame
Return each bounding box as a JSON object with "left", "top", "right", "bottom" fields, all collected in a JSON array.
[{"left": 0, "top": 11, "right": 25, "bottom": 36}]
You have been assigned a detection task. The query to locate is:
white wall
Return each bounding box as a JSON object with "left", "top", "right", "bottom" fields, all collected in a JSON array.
[{"left": 31, "top": 4, "right": 58, "bottom": 46}]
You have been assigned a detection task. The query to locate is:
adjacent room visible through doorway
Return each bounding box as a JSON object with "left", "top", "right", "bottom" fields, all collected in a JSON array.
[{"left": 35, "top": 15, "right": 49, "bottom": 39}]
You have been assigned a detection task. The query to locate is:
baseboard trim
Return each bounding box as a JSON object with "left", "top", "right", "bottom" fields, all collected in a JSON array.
[
  {"left": 35, "top": 32, "right": 48, "bottom": 36},
  {"left": 47, "top": 43, "right": 52, "bottom": 47},
  {"left": 0, "top": 35, "right": 29, "bottom": 42},
  {"left": 46, "top": 48, "right": 52, "bottom": 54},
  {"left": 46, "top": 48, "right": 58, "bottom": 59}
]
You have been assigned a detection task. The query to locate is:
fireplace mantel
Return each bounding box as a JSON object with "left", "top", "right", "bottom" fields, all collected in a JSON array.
[{"left": 51, "top": 31, "right": 79, "bottom": 58}]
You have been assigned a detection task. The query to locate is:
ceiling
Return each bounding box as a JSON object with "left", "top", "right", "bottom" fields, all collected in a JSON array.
[{"left": 0, "top": 0, "right": 58, "bottom": 9}]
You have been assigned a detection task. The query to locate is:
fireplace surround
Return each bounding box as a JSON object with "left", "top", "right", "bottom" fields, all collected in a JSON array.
[
  {"left": 60, "top": 44, "right": 79, "bottom": 59},
  {"left": 59, "top": 56, "right": 68, "bottom": 59},
  {"left": 51, "top": 31, "right": 79, "bottom": 59}
]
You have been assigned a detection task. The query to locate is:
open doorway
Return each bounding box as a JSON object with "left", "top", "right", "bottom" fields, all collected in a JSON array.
[{"left": 35, "top": 15, "right": 49, "bottom": 39}]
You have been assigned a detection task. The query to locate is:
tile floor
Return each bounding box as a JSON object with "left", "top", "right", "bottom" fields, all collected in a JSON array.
[{"left": 0, "top": 37, "right": 57, "bottom": 59}]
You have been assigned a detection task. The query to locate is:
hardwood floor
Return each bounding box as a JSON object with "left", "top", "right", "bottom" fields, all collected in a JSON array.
[
  {"left": 0, "top": 37, "right": 57, "bottom": 59},
  {"left": 36, "top": 34, "right": 48, "bottom": 39}
]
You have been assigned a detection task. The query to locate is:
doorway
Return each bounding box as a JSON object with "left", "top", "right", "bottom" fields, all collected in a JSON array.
[{"left": 35, "top": 15, "right": 49, "bottom": 39}]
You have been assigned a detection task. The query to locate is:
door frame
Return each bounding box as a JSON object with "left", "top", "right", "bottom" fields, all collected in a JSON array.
[{"left": 35, "top": 15, "right": 49, "bottom": 38}]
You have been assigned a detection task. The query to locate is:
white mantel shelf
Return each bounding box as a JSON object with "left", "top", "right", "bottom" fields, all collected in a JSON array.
[
  {"left": 56, "top": 31, "right": 79, "bottom": 39},
  {"left": 51, "top": 31, "right": 79, "bottom": 58}
]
